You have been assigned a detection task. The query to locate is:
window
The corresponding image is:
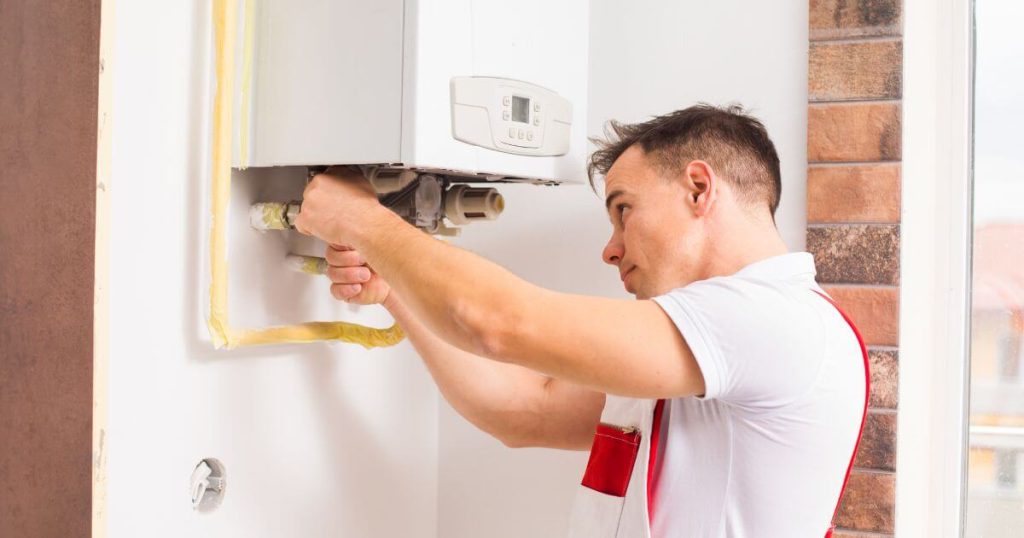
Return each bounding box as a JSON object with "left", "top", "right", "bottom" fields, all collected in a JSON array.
[{"left": 964, "top": 1, "right": 1024, "bottom": 535}]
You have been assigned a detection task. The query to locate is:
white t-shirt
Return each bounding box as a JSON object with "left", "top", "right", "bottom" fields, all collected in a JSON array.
[{"left": 649, "top": 252, "right": 866, "bottom": 538}]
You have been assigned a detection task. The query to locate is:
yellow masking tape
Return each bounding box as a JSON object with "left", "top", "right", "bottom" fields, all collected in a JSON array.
[
  {"left": 259, "top": 202, "right": 289, "bottom": 230},
  {"left": 237, "top": 0, "right": 254, "bottom": 168},
  {"left": 300, "top": 256, "right": 328, "bottom": 275},
  {"left": 207, "top": 0, "right": 404, "bottom": 350},
  {"left": 208, "top": 0, "right": 235, "bottom": 349},
  {"left": 233, "top": 322, "right": 406, "bottom": 349}
]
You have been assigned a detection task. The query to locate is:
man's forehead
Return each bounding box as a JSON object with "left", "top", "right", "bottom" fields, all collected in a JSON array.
[{"left": 604, "top": 146, "right": 656, "bottom": 194}]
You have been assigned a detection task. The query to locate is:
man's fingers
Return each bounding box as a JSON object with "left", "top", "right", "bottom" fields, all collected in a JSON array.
[
  {"left": 330, "top": 283, "right": 362, "bottom": 301},
  {"left": 326, "top": 265, "right": 372, "bottom": 284},
  {"left": 326, "top": 247, "right": 365, "bottom": 267},
  {"left": 324, "top": 243, "right": 386, "bottom": 305}
]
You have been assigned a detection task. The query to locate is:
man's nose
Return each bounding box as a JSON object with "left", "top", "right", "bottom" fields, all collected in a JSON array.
[{"left": 602, "top": 238, "right": 623, "bottom": 266}]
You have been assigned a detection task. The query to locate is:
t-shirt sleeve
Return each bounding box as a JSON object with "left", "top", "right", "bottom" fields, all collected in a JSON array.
[{"left": 652, "top": 278, "right": 825, "bottom": 408}]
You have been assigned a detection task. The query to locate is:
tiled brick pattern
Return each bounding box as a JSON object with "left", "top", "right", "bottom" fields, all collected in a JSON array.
[
  {"left": 822, "top": 286, "right": 900, "bottom": 346},
  {"left": 807, "top": 164, "right": 900, "bottom": 223},
  {"left": 868, "top": 349, "right": 898, "bottom": 408},
  {"left": 855, "top": 411, "right": 897, "bottom": 471},
  {"left": 835, "top": 472, "right": 897, "bottom": 533},
  {"left": 810, "top": 0, "right": 901, "bottom": 40},
  {"left": 808, "top": 225, "right": 900, "bottom": 285},
  {"left": 808, "top": 2, "right": 902, "bottom": 534},
  {"left": 810, "top": 41, "right": 902, "bottom": 101},
  {"left": 808, "top": 103, "right": 901, "bottom": 162}
]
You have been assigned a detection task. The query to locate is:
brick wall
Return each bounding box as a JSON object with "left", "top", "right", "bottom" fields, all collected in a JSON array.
[{"left": 807, "top": 1, "right": 902, "bottom": 536}]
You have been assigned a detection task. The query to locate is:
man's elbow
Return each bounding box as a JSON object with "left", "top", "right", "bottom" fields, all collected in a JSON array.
[
  {"left": 496, "top": 431, "right": 533, "bottom": 449},
  {"left": 494, "top": 429, "right": 591, "bottom": 451},
  {"left": 476, "top": 418, "right": 539, "bottom": 449},
  {"left": 481, "top": 405, "right": 551, "bottom": 449}
]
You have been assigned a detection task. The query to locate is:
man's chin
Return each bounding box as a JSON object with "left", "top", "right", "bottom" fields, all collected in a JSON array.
[{"left": 624, "top": 280, "right": 653, "bottom": 300}]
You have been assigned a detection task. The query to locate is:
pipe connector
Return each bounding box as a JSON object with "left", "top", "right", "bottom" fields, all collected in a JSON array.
[
  {"left": 250, "top": 201, "right": 301, "bottom": 231},
  {"left": 444, "top": 185, "right": 505, "bottom": 225}
]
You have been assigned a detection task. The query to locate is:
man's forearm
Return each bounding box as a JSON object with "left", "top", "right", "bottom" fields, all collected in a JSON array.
[
  {"left": 386, "top": 292, "right": 604, "bottom": 449},
  {"left": 354, "top": 208, "right": 535, "bottom": 360}
]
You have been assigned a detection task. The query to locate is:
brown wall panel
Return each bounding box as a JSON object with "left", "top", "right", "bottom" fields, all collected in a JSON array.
[{"left": 0, "top": 1, "right": 101, "bottom": 536}]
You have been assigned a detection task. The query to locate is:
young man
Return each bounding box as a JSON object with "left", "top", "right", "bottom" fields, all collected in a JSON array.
[{"left": 295, "top": 105, "right": 869, "bottom": 537}]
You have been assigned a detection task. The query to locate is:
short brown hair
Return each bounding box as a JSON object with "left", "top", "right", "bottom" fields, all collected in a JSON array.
[{"left": 587, "top": 104, "right": 782, "bottom": 216}]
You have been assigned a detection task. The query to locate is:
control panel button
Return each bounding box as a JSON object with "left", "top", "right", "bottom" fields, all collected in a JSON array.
[
  {"left": 534, "top": 102, "right": 541, "bottom": 112},
  {"left": 502, "top": 110, "right": 510, "bottom": 120},
  {"left": 533, "top": 116, "right": 540, "bottom": 126},
  {"left": 517, "top": 129, "right": 525, "bottom": 140},
  {"left": 508, "top": 127, "right": 516, "bottom": 138},
  {"left": 527, "top": 131, "right": 534, "bottom": 141},
  {"left": 503, "top": 96, "right": 511, "bottom": 105}
]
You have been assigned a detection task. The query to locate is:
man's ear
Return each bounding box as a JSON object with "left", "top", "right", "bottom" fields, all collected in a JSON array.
[{"left": 683, "top": 160, "right": 717, "bottom": 217}]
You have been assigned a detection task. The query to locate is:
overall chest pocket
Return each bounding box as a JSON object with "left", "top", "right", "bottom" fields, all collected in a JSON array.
[{"left": 581, "top": 423, "right": 641, "bottom": 497}]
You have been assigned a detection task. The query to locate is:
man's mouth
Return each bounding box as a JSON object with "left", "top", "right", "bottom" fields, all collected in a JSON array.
[{"left": 620, "top": 266, "right": 635, "bottom": 283}]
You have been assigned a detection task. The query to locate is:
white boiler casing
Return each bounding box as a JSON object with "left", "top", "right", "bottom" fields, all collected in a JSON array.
[{"left": 233, "top": 0, "right": 589, "bottom": 185}]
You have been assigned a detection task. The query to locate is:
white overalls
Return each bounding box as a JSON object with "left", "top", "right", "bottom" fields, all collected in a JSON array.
[{"left": 567, "top": 395, "right": 660, "bottom": 538}]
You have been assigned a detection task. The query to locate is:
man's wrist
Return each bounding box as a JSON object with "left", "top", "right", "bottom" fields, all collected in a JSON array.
[
  {"left": 382, "top": 289, "right": 401, "bottom": 313},
  {"left": 346, "top": 203, "right": 401, "bottom": 249}
]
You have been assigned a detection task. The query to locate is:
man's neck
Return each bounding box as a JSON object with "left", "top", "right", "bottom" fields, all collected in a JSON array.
[{"left": 703, "top": 219, "right": 790, "bottom": 280}]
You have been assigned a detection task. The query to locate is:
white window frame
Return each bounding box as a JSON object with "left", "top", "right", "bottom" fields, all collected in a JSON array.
[{"left": 897, "top": 0, "right": 974, "bottom": 535}]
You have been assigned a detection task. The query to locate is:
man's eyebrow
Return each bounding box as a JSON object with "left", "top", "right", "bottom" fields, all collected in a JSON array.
[{"left": 605, "top": 189, "right": 625, "bottom": 212}]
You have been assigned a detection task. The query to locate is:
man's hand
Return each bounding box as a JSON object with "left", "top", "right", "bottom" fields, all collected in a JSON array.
[
  {"left": 294, "top": 166, "right": 384, "bottom": 247},
  {"left": 325, "top": 245, "right": 391, "bottom": 305}
]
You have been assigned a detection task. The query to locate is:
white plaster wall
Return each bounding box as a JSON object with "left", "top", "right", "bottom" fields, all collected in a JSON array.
[
  {"left": 587, "top": 1, "right": 809, "bottom": 251},
  {"left": 437, "top": 2, "right": 808, "bottom": 537},
  {"left": 105, "top": 2, "right": 438, "bottom": 537},
  {"left": 439, "top": 187, "right": 620, "bottom": 538}
]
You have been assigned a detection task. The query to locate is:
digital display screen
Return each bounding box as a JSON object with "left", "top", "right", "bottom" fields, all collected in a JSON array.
[{"left": 512, "top": 96, "right": 530, "bottom": 123}]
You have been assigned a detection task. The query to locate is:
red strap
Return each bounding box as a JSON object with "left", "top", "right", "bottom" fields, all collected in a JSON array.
[
  {"left": 813, "top": 290, "right": 871, "bottom": 536},
  {"left": 647, "top": 398, "right": 666, "bottom": 525}
]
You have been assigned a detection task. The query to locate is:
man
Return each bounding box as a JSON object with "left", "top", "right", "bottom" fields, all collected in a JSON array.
[{"left": 295, "top": 105, "right": 869, "bottom": 537}]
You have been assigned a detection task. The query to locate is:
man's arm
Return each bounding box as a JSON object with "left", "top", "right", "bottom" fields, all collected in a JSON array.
[
  {"left": 295, "top": 169, "right": 705, "bottom": 399},
  {"left": 384, "top": 292, "right": 605, "bottom": 450}
]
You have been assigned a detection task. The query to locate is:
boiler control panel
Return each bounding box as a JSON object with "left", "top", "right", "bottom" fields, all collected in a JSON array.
[{"left": 450, "top": 76, "right": 572, "bottom": 157}]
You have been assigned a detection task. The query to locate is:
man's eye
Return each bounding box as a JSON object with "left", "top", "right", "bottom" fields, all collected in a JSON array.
[{"left": 617, "top": 204, "right": 630, "bottom": 217}]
